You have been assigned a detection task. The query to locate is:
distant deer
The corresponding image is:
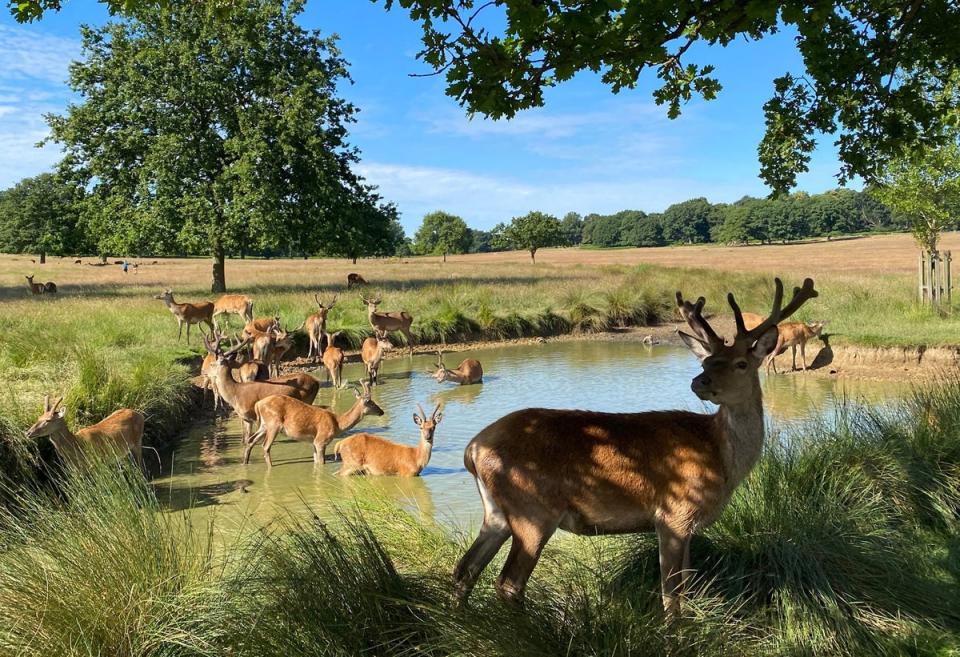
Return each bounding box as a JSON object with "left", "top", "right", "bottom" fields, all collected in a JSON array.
[
  {"left": 335, "top": 402, "right": 441, "bottom": 477},
  {"left": 213, "top": 293, "right": 254, "bottom": 327},
  {"left": 767, "top": 321, "right": 828, "bottom": 373},
  {"left": 244, "top": 381, "right": 384, "bottom": 467},
  {"left": 306, "top": 292, "right": 338, "bottom": 359},
  {"left": 433, "top": 350, "right": 483, "bottom": 385},
  {"left": 361, "top": 330, "right": 392, "bottom": 385},
  {"left": 361, "top": 295, "right": 415, "bottom": 353},
  {"left": 321, "top": 331, "right": 345, "bottom": 388},
  {"left": 452, "top": 277, "right": 818, "bottom": 614},
  {"left": 25, "top": 275, "right": 56, "bottom": 295},
  {"left": 347, "top": 273, "right": 368, "bottom": 289},
  {"left": 26, "top": 395, "right": 145, "bottom": 469},
  {"left": 154, "top": 289, "right": 214, "bottom": 343}
]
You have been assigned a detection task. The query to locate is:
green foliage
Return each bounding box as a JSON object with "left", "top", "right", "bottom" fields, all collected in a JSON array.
[
  {"left": 413, "top": 210, "right": 472, "bottom": 259},
  {"left": 560, "top": 211, "right": 584, "bottom": 245},
  {"left": 872, "top": 140, "right": 960, "bottom": 253},
  {"left": 493, "top": 210, "right": 565, "bottom": 262},
  {"left": 661, "top": 197, "right": 723, "bottom": 244},
  {"left": 0, "top": 173, "right": 86, "bottom": 260}
]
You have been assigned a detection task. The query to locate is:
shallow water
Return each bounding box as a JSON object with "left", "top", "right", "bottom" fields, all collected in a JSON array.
[{"left": 152, "top": 340, "right": 907, "bottom": 529}]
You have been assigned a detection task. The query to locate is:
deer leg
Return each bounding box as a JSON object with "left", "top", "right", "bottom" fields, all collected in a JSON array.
[
  {"left": 262, "top": 426, "right": 280, "bottom": 467},
  {"left": 800, "top": 342, "right": 808, "bottom": 371},
  {"left": 186, "top": 322, "right": 191, "bottom": 344},
  {"left": 790, "top": 345, "right": 797, "bottom": 371},
  {"left": 495, "top": 516, "right": 556, "bottom": 607},
  {"left": 453, "top": 520, "right": 511, "bottom": 606},
  {"left": 177, "top": 320, "right": 183, "bottom": 341},
  {"left": 656, "top": 522, "right": 692, "bottom": 615}
]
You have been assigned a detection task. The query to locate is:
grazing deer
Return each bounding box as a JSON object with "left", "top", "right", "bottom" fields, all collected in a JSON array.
[
  {"left": 306, "top": 292, "right": 338, "bottom": 359},
  {"left": 74, "top": 259, "right": 82, "bottom": 264},
  {"left": 26, "top": 395, "right": 145, "bottom": 469},
  {"left": 335, "top": 402, "right": 441, "bottom": 477},
  {"left": 213, "top": 293, "right": 254, "bottom": 326},
  {"left": 321, "top": 331, "right": 345, "bottom": 388},
  {"left": 452, "top": 277, "right": 818, "bottom": 614},
  {"left": 767, "top": 321, "right": 827, "bottom": 373},
  {"left": 433, "top": 350, "right": 483, "bottom": 385},
  {"left": 347, "top": 273, "right": 368, "bottom": 289},
  {"left": 361, "top": 330, "right": 392, "bottom": 386},
  {"left": 244, "top": 381, "right": 384, "bottom": 467},
  {"left": 204, "top": 335, "right": 319, "bottom": 440},
  {"left": 154, "top": 289, "right": 215, "bottom": 343},
  {"left": 361, "top": 295, "right": 415, "bottom": 353}
]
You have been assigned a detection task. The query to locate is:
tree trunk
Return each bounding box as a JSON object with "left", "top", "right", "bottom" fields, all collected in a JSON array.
[
  {"left": 352, "top": 256, "right": 358, "bottom": 264},
  {"left": 530, "top": 248, "right": 536, "bottom": 263},
  {"left": 212, "top": 239, "right": 226, "bottom": 293},
  {"left": 443, "top": 251, "right": 447, "bottom": 263},
  {"left": 39, "top": 252, "right": 46, "bottom": 264}
]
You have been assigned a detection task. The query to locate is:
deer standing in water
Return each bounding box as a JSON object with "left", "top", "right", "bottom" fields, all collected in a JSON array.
[
  {"left": 335, "top": 402, "right": 441, "bottom": 476},
  {"left": 432, "top": 350, "right": 483, "bottom": 385},
  {"left": 361, "top": 330, "right": 392, "bottom": 386},
  {"left": 452, "top": 277, "right": 818, "bottom": 614},
  {"left": 321, "top": 331, "right": 345, "bottom": 388},
  {"left": 361, "top": 295, "right": 415, "bottom": 354}
]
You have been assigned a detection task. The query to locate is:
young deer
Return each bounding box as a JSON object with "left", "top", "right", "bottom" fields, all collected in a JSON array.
[
  {"left": 767, "top": 321, "right": 827, "bottom": 373},
  {"left": 244, "top": 381, "right": 384, "bottom": 467},
  {"left": 26, "top": 395, "right": 145, "bottom": 469},
  {"left": 204, "top": 335, "right": 319, "bottom": 440},
  {"left": 361, "top": 295, "right": 415, "bottom": 353},
  {"left": 335, "top": 402, "right": 441, "bottom": 476},
  {"left": 452, "top": 277, "right": 818, "bottom": 614},
  {"left": 433, "top": 350, "right": 483, "bottom": 385},
  {"left": 361, "top": 330, "right": 392, "bottom": 386},
  {"left": 213, "top": 293, "right": 254, "bottom": 326},
  {"left": 321, "top": 331, "right": 345, "bottom": 388},
  {"left": 306, "top": 292, "right": 338, "bottom": 359},
  {"left": 154, "top": 289, "right": 215, "bottom": 343}
]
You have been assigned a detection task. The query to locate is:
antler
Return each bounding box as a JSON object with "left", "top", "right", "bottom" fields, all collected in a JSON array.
[
  {"left": 675, "top": 292, "right": 725, "bottom": 351},
  {"left": 222, "top": 335, "right": 251, "bottom": 360},
  {"left": 314, "top": 292, "right": 323, "bottom": 307},
  {"left": 328, "top": 293, "right": 338, "bottom": 309},
  {"left": 416, "top": 402, "right": 427, "bottom": 420},
  {"left": 730, "top": 278, "right": 818, "bottom": 341},
  {"left": 44, "top": 394, "right": 50, "bottom": 411},
  {"left": 51, "top": 396, "right": 63, "bottom": 412},
  {"left": 436, "top": 349, "right": 445, "bottom": 368},
  {"left": 431, "top": 402, "right": 441, "bottom": 421}
]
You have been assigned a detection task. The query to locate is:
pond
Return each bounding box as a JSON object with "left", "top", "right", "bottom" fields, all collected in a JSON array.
[{"left": 152, "top": 340, "right": 908, "bottom": 530}]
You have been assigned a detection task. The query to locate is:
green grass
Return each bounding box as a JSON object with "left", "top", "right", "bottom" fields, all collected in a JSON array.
[{"left": 1, "top": 383, "right": 959, "bottom": 656}]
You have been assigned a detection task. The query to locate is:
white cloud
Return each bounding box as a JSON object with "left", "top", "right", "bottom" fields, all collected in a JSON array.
[{"left": 0, "top": 25, "right": 79, "bottom": 85}]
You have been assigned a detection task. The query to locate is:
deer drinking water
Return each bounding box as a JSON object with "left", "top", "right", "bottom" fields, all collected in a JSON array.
[
  {"left": 451, "top": 277, "right": 818, "bottom": 614},
  {"left": 361, "top": 295, "right": 415, "bottom": 354},
  {"left": 335, "top": 402, "right": 441, "bottom": 476}
]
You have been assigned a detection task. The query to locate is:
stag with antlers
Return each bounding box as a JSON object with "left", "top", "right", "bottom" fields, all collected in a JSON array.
[{"left": 452, "top": 277, "right": 818, "bottom": 614}]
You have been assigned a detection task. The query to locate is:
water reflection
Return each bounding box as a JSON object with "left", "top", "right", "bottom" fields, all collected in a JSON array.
[{"left": 153, "top": 340, "right": 906, "bottom": 529}]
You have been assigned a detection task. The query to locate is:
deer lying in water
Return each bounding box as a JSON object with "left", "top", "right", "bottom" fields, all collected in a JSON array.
[
  {"left": 362, "top": 295, "right": 415, "bottom": 353},
  {"left": 25, "top": 275, "right": 57, "bottom": 294},
  {"left": 322, "top": 331, "right": 345, "bottom": 388},
  {"left": 244, "top": 381, "right": 384, "bottom": 466},
  {"left": 433, "top": 350, "right": 483, "bottom": 385},
  {"left": 155, "top": 289, "right": 214, "bottom": 343},
  {"left": 361, "top": 330, "right": 392, "bottom": 385},
  {"left": 306, "top": 292, "right": 338, "bottom": 359},
  {"left": 25, "top": 395, "right": 145, "bottom": 468},
  {"left": 335, "top": 402, "right": 441, "bottom": 477},
  {"left": 452, "top": 277, "right": 818, "bottom": 614}
]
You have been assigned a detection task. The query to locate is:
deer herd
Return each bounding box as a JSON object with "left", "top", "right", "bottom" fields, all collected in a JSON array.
[{"left": 25, "top": 268, "right": 829, "bottom": 615}]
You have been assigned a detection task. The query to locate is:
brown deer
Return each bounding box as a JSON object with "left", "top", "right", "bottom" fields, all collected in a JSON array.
[
  {"left": 452, "top": 277, "right": 818, "bottom": 614},
  {"left": 306, "top": 292, "right": 338, "bottom": 359},
  {"left": 335, "top": 402, "right": 441, "bottom": 477},
  {"left": 244, "top": 381, "right": 384, "bottom": 467},
  {"left": 361, "top": 295, "right": 415, "bottom": 353},
  {"left": 154, "top": 289, "right": 215, "bottom": 343},
  {"left": 361, "top": 330, "right": 392, "bottom": 386},
  {"left": 347, "top": 273, "right": 368, "bottom": 289},
  {"left": 433, "top": 350, "right": 483, "bottom": 385},
  {"left": 247, "top": 316, "right": 280, "bottom": 334},
  {"left": 26, "top": 395, "right": 145, "bottom": 469},
  {"left": 25, "top": 275, "right": 56, "bottom": 295},
  {"left": 269, "top": 322, "right": 303, "bottom": 376},
  {"left": 213, "top": 293, "right": 254, "bottom": 326},
  {"left": 204, "top": 335, "right": 319, "bottom": 440},
  {"left": 321, "top": 331, "right": 345, "bottom": 388},
  {"left": 767, "top": 321, "right": 828, "bottom": 373}
]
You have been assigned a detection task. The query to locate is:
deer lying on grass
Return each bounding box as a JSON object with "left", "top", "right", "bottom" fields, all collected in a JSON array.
[
  {"left": 362, "top": 295, "right": 415, "bottom": 354},
  {"left": 767, "top": 321, "right": 827, "bottom": 373},
  {"left": 347, "top": 273, "right": 368, "bottom": 289},
  {"left": 322, "top": 331, "right": 345, "bottom": 388},
  {"left": 25, "top": 275, "right": 57, "bottom": 294},
  {"left": 306, "top": 292, "right": 338, "bottom": 359},
  {"left": 433, "top": 350, "right": 483, "bottom": 385},
  {"left": 204, "top": 335, "right": 319, "bottom": 440},
  {"left": 452, "top": 277, "right": 818, "bottom": 614},
  {"left": 26, "top": 395, "right": 145, "bottom": 469},
  {"left": 244, "top": 381, "right": 384, "bottom": 466},
  {"left": 214, "top": 293, "right": 254, "bottom": 326},
  {"left": 361, "top": 330, "right": 392, "bottom": 385},
  {"left": 335, "top": 402, "right": 441, "bottom": 477},
  {"left": 155, "top": 289, "right": 214, "bottom": 343}
]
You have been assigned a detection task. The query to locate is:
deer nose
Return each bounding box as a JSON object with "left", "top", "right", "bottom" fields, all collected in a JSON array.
[{"left": 693, "top": 374, "right": 711, "bottom": 387}]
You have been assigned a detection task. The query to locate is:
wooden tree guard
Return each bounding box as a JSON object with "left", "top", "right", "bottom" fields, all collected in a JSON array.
[{"left": 919, "top": 249, "right": 952, "bottom": 306}]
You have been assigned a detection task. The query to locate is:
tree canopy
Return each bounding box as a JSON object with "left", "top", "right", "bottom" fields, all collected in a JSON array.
[
  {"left": 0, "top": 173, "right": 85, "bottom": 263},
  {"left": 45, "top": 0, "right": 392, "bottom": 291},
  {"left": 413, "top": 211, "right": 472, "bottom": 261},
  {"left": 493, "top": 211, "right": 565, "bottom": 262}
]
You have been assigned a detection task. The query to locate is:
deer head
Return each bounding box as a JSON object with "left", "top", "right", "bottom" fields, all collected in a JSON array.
[
  {"left": 352, "top": 380, "right": 385, "bottom": 417},
  {"left": 676, "top": 278, "right": 817, "bottom": 405},
  {"left": 360, "top": 295, "right": 382, "bottom": 311},
  {"left": 154, "top": 289, "right": 174, "bottom": 302},
  {"left": 432, "top": 350, "right": 448, "bottom": 382},
  {"left": 25, "top": 395, "right": 67, "bottom": 438},
  {"left": 413, "top": 402, "right": 443, "bottom": 443}
]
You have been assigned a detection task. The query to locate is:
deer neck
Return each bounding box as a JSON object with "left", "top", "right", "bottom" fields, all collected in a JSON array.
[
  {"left": 715, "top": 385, "right": 765, "bottom": 490},
  {"left": 415, "top": 435, "right": 433, "bottom": 473},
  {"left": 47, "top": 424, "right": 82, "bottom": 462},
  {"left": 335, "top": 400, "right": 366, "bottom": 432},
  {"left": 214, "top": 365, "right": 242, "bottom": 404}
]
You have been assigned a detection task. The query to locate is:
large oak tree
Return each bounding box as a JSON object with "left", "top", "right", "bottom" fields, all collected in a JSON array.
[{"left": 45, "top": 0, "right": 389, "bottom": 291}]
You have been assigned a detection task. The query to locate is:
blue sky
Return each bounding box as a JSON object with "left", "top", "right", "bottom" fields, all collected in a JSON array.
[{"left": 0, "top": 2, "right": 857, "bottom": 235}]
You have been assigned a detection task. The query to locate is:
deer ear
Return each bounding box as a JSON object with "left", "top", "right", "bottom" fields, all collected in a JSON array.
[
  {"left": 434, "top": 412, "right": 443, "bottom": 424},
  {"left": 56, "top": 408, "right": 66, "bottom": 419},
  {"left": 750, "top": 326, "right": 779, "bottom": 360},
  {"left": 413, "top": 414, "right": 422, "bottom": 426},
  {"left": 679, "top": 330, "right": 712, "bottom": 361}
]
